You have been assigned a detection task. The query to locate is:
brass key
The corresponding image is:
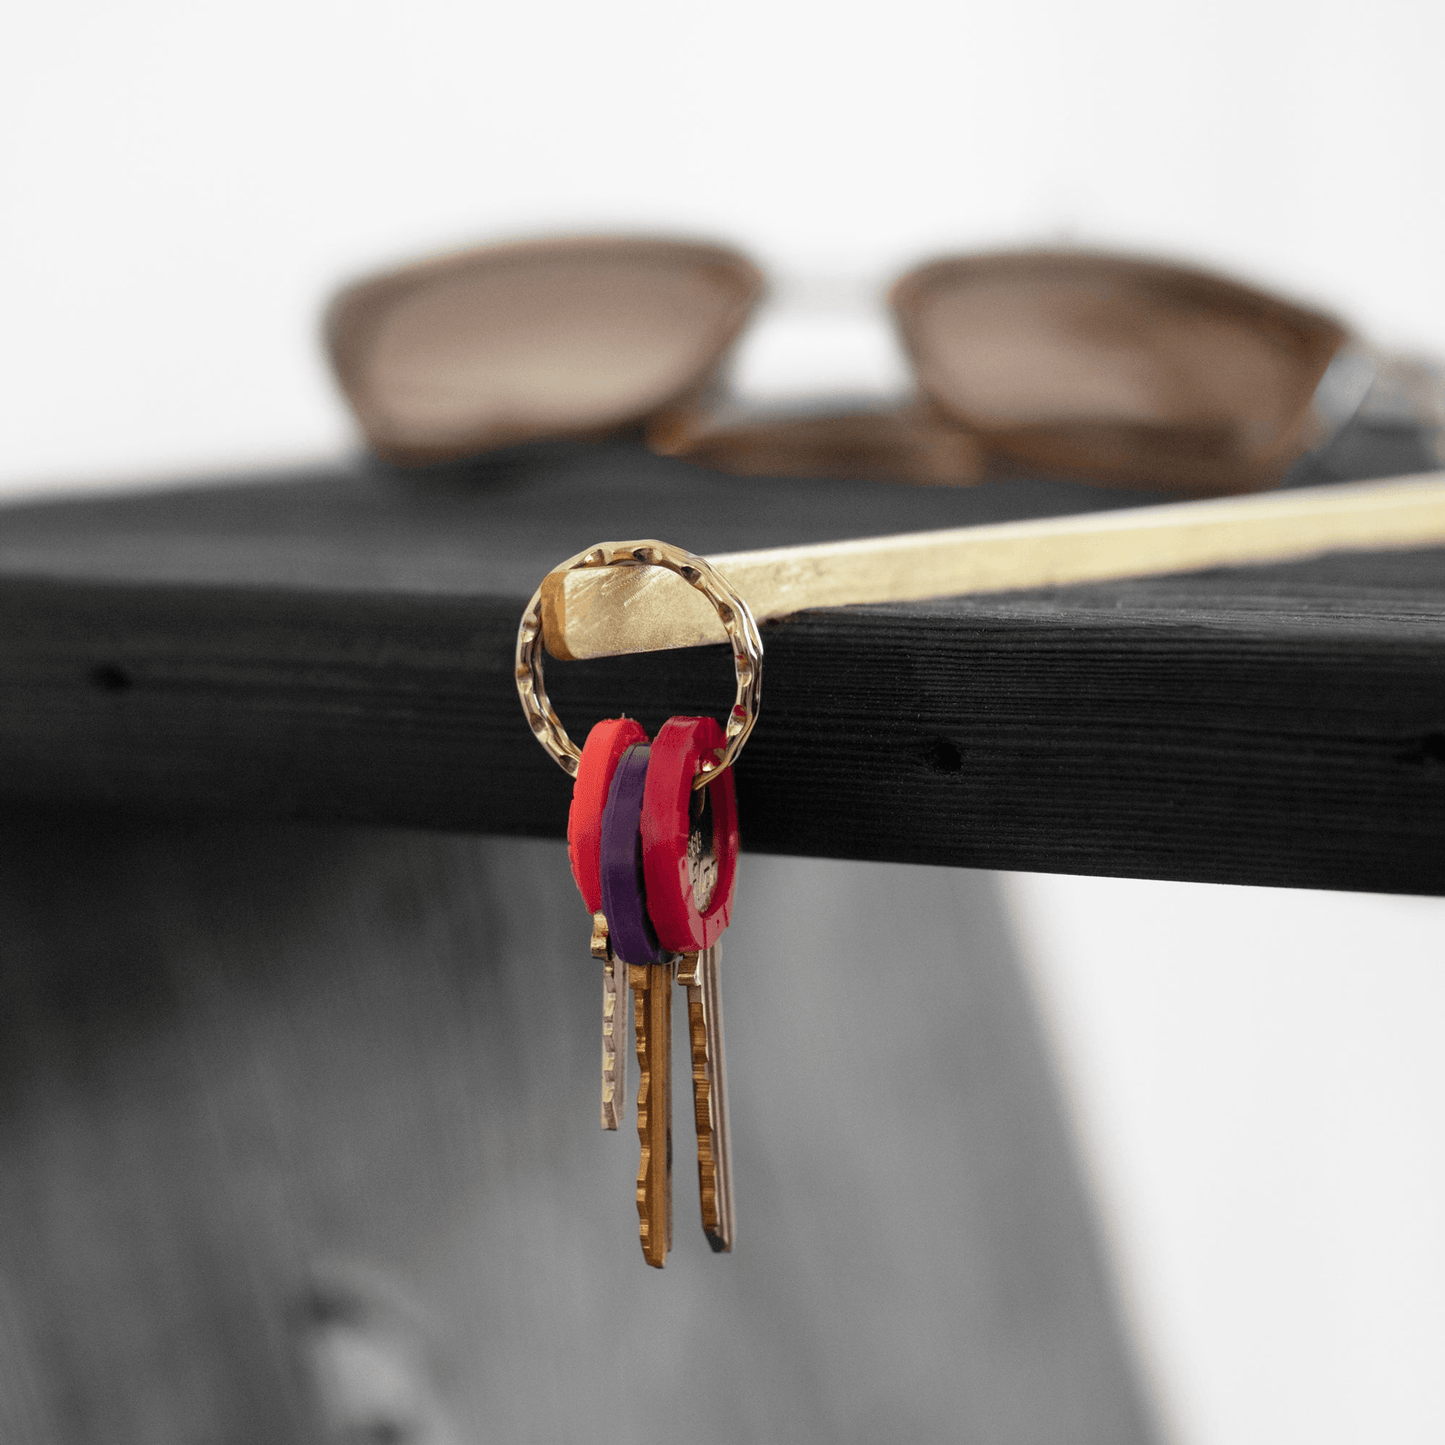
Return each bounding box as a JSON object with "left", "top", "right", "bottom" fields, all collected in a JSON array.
[
  {"left": 630, "top": 960, "right": 673, "bottom": 1268},
  {"left": 678, "top": 943, "right": 734, "bottom": 1252},
  {"left": 592, "top": 914, "right": 628, "bottom": 1131}
]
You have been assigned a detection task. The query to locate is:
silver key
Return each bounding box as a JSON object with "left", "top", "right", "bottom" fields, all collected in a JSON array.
[{"left": 678, "top": 943, "right": 734, "bottom": 1252}]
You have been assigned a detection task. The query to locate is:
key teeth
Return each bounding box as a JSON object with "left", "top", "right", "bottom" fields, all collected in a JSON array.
[
  {"left": 634, "top": 981, "right": 653, "bottom": 1253},
  {"left": 632, "top": 963, "right": 671, "bottom": 1268},
  {"left": 599, "top": 920, "right": 626, "bottom": 1131}
]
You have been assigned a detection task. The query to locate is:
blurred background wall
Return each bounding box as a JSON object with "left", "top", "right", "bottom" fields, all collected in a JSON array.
[{"left": 3, "top": 2, "right": 1444, "bottom": 1442}]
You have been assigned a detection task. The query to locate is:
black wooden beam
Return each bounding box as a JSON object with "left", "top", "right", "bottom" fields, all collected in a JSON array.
[{"left": 2, "top": 442, "right": 1442, "bottom": 894}]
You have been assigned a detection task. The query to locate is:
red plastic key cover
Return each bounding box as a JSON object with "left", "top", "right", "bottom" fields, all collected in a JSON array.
[
  {"left": 640, "top": 716, "right": 739, "bottom": 952},
  {"left": 568, "top": 717, "right": 648, "bottom": 913}
]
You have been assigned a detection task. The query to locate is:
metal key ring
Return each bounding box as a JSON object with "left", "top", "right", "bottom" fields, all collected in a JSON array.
[{"left": 516, "top": 539, "right": 763, "bottom": 788}]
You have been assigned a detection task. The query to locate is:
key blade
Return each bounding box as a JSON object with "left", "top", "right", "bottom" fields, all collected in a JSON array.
[
  {"left": 631, "top": 962, "right": 673, "bottom": 1267},
  {"left": 682, "top": 944, "right": 734, "bottom": 1252},
  {"left": 598, "top": 916, "right": 627, "bottom": 1131}
]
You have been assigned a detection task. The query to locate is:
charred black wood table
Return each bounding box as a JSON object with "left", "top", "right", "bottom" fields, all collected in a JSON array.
[{"left": 1, "top": 440, "right": 1441, "bottom": 895}]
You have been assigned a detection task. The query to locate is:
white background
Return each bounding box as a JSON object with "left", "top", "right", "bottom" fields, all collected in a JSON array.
[{"left": 4, "top": 2, "right": 1444, "bottom": 1441}]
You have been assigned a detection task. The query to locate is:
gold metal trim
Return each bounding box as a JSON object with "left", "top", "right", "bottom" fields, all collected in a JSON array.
[{"left": 540, "top": 471, "right": 1445, "bottom": 661}]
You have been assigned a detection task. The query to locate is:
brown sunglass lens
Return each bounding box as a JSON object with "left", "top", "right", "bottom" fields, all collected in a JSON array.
[
  {"left": 329, "top": 241, "right": 761, "bottom": 464},
  {"left": 896, "top": 255, "right": 1347, "bottom": 491}
]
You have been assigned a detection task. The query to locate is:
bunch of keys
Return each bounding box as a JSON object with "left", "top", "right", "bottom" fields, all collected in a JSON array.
[{"left": 516, "top": 541, "right": 763, "bottom": 1268}]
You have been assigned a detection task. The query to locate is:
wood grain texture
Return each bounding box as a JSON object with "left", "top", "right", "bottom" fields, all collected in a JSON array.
[{"left": 0, "top": 440, "right": 1442, "bottom": 893}]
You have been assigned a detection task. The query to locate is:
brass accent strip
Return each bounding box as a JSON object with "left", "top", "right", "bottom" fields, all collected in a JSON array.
[{"left": 542, "top": 471, "right": 1445, "bottom": 660}]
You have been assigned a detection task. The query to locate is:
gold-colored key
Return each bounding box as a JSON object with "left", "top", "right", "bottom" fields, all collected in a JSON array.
[
  {"left": 678, "top": 943, "right": 734, "bottom": 1252},
  {"left": 630, "top": 960, "right": 673, "bottom": 1268},
  {"left": 592, "top": 914, "right": 628, "bottom": 1131}
]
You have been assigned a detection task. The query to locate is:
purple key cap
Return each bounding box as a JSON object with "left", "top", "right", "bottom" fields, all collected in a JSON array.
[{"left": 600, "top": 743, "right": 665, "bottom": 966}]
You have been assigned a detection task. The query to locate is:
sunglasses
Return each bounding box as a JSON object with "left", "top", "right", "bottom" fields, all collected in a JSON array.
[{"left": 326, "top": 236, "right": 1369, "bottom": 495}]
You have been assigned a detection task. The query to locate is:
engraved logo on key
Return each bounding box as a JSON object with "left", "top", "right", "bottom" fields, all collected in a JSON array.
[{"left": 688, "top": 784, "right": 718, "bottom": 913}]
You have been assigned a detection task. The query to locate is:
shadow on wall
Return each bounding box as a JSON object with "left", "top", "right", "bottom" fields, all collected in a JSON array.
[{"left": 0, "top": 819, "right": 1156, "bottom": 1445}]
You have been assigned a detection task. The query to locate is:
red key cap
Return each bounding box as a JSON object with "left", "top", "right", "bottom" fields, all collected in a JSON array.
[
  {"left": 640, "top": 715, "right": 739, "bottom": 953},
  {"left": 568, "top": 718, "right": 648, "bottom": 914}
]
